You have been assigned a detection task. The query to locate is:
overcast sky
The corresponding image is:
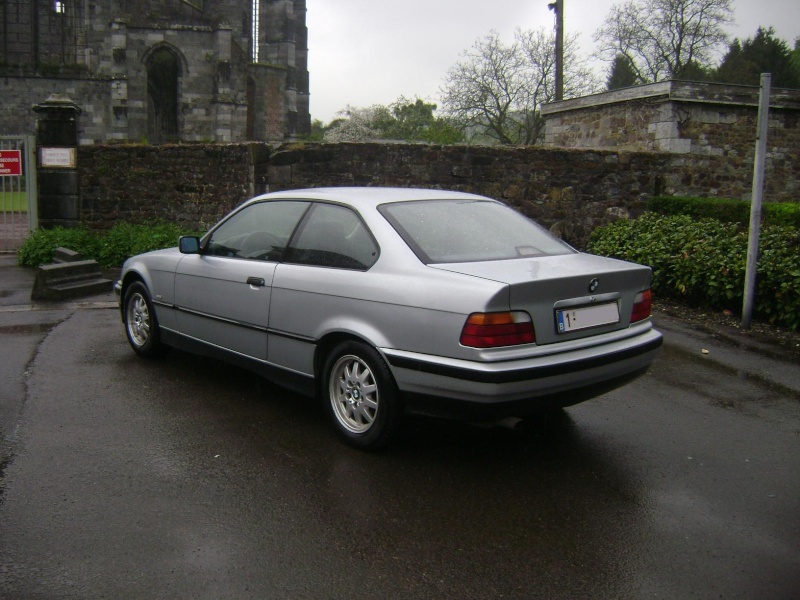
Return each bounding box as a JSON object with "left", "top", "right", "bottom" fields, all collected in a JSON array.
[{"left": 305, "top": 0, "right": 800, "bottom": 124}]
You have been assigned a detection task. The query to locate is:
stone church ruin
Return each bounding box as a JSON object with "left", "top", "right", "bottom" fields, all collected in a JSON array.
[{"left": 0, "top": 0, "right": 310, "bottom": 143}]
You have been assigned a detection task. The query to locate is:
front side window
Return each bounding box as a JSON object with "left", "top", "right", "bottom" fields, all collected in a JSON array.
[
  {"left": 285, "top": 203, "right": 379, "bottom": 270},
  {"left": 379, "top": 199, "right": 574, "bottom": 264},
  {"left": 205, "top": 200, "right": 310, "bottom": 261}
]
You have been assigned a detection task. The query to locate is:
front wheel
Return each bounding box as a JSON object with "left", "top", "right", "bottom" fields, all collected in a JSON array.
[
  {"left": 123, "top": 281, "right": 168, "bottom": 358},
  {"left": 323, "top": 341, "right": 402, "bottom": 449}
]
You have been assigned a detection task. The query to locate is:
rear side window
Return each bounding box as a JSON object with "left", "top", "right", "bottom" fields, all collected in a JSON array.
[
  {"left": 284, "top": 203, "right": 379, "bottom": 270},
  {"left": 379, "top": 199, "right": 574, "bottom": 264}
]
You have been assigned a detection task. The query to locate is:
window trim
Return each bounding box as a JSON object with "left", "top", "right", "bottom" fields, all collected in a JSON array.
[
  {"left": 201, "top": 199, "right": 381, "bottom": 271},
  {"left": 378, "top": 199, "right": 574, "bottom": 265}
]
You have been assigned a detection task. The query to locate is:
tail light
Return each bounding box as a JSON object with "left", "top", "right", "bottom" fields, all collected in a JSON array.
[
  {"left": 631, "top": 289, "right": 652, "bottom": 323},
  {"left": 460, "top": 312, "right": 535, "bottom": 348}
]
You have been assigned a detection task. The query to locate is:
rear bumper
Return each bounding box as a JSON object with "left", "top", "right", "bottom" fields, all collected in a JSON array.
[
  {"left": 382, "top": 326, "right": 662, "bottom": 414},
  {"left": 402, "top": 366, "right": 652, "bottom": 421}
]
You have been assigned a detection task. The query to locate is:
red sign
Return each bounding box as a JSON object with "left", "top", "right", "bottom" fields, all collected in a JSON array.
[{"left": 0, "top": 150, "right": 22, "bottom": 176}]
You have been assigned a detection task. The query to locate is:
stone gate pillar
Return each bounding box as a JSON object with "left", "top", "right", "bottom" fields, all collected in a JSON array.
[{"left": 33, "top": 94, "right": 82, "bottom": 229}]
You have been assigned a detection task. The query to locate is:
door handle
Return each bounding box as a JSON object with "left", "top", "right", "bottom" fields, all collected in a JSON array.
[{"left": 247, "top": 277, "right": 266, "bottom": 287}]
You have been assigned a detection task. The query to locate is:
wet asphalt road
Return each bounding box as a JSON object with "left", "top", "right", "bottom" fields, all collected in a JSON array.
[{"left": 1, "top": 303, "right": 799, "bottom": 599}]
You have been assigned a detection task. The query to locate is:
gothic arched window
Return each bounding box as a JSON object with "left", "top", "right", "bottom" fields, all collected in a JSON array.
[{"left": 146, "top": 47, "right": 180, "bottom": 143}]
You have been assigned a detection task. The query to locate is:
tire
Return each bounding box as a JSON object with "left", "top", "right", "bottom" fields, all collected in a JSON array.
[
  {"left": 322, "top": 341, "right": 402, "bottom": 449},
  {"left": 123, "top": 281, "right": 168, "bottom": 358}
]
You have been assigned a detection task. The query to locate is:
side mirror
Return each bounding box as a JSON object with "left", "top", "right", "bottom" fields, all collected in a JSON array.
[{"left": 179, "top": 236, "right": 201, "bottom": 254}]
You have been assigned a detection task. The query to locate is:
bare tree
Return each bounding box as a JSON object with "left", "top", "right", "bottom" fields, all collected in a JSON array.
[
  {"left": 594, "top": 0, "right": 733, "bottom": 83},
  {"left": 440, "top": 29, "right": 599, "bottom": 145},
  {"left": 440, "top": 31, "right": 529, "bottom": 145},
  {"left": 518, "top": 29, "right": 601, "bottom": 102}
]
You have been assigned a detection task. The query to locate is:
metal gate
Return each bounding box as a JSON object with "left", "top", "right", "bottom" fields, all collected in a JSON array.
[{"left": 0, "top": 136, "right": 37, "bottom": 253}]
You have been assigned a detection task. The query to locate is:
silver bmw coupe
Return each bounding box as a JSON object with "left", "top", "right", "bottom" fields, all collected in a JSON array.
[{"left": 116, "top": 187, "right": 662, "bottom": 448}]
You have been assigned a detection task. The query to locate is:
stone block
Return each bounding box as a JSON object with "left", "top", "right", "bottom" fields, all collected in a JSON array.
[
  {"left": 53, "top": 247, "right": 83, "bottom": 263},
  {"left": 31, "top": 259, "right": 113, "bottom": 301},
  {"left": 658, "top": 138, "right": 692, "bottom": 154},
  {"left": 654, "top": 121, "right": 679, "bottom": 140}
]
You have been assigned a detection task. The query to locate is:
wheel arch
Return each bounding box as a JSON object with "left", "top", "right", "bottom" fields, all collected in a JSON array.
[
  {"left": 317, "top": 334, "right": 404, "bottom": 448},
  {"left": 121, "top": 276, "right": 170, "bottom": 358},
  {"left": 118, "top": 270, "right": 145, "bottom": 313},
  {"left": 313, "top": 332, "right": 396, "bottom": 396}
]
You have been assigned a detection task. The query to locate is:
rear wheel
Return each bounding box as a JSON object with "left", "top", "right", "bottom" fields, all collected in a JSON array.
[
  {"left": 323, "top": 341, "right": 402, "bottom": 449},
  {"left": 123, "top": 281, "right": 168, "bottom": 358}
]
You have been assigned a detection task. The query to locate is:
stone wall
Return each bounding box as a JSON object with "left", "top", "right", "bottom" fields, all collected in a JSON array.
[
  {"left": 78, "top": 144, "right": 268, "bottom": 232},
  {"left": 76, "top": 141, "right": 797, "bottom": 250},
  {"left": 541, "top": 81, "right": 800, "bottom": 202}
]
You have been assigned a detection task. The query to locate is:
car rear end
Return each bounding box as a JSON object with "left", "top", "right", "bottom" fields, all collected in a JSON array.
[{"left": 375, "top": 195, "right": 662, "bottom": 419}]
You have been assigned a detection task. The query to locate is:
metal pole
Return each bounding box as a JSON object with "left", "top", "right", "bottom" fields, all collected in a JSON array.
[
  {"left": 548, "top": 0, "right": 564, "bottom": 101},
  {"left": 25, "top": 136, "right": 38, "bottom": 232},
  {"left": 741, "top": 73, "right": 771, "bottom": 329}
]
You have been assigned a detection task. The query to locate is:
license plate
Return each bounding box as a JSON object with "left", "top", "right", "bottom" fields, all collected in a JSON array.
[{"left": 556, "top": 302, "right": 620, "bottom": 333}]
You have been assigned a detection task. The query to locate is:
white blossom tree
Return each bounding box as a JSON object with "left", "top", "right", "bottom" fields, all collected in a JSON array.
[{"left": 323, "top": 105, "right": 388, "bottom": 142}]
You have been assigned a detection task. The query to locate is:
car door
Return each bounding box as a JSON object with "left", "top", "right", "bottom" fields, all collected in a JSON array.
[
  {"left": 174, "top": 200, "right": 310, "bottom": 361},
  {"left": 268, "top": 202, "right": 380, "bottom": 375}
]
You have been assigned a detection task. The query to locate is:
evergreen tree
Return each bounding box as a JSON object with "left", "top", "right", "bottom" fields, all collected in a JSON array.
[
  {"left": 607, "top": 54, "right": 639, "bottom": 89},
  {"left": 675, "top": 61, "right": 716, "bottom": 82},
  {"left": 715, "top": 27, "right": 800, "bottom": 88},
  {"left": 790, "top": 39, "right": 800, "bottom": 82}
]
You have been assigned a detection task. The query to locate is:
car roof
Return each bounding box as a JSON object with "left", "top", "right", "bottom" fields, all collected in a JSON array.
[{"left": 248, "top": 187, "right": 493, "bottom": 210}]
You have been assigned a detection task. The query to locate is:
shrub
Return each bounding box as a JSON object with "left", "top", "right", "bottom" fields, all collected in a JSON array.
[
  {"left": 17, "top": 227, "right": 100, "bottom": 267},
  {"left": 588, "top": 213, "right": 800, "bottom": 330},
  {"left": 96, "top": 222, "right": 187, "bottom": 268},
  {"left": 18, "top": 222, "right": 193, "bottom": 269},
  {"left": 648, "top": 196, "right": 800, "bottom": 228}
]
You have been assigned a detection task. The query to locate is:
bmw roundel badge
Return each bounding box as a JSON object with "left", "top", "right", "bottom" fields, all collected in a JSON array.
[{"left": 589, "top": 278, "right": 599, "bottom": 293}]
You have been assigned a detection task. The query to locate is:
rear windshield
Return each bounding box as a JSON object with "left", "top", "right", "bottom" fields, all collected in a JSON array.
[{"left": 379, "top": 199, "right": 574, "bottom": 264}]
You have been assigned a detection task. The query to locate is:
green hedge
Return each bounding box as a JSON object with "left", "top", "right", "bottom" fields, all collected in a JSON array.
[
  {"left": 588, "top": 213, "right": 800, "bottom": 330},
  {"left": 18, "top": 222, "right": 195, "bottom": 269},
  {"left": 648, "top": 196, "right": 800, "bottom": 228},
  {"left": 17, "top": 227, "right": 101, "bottom": 268}
]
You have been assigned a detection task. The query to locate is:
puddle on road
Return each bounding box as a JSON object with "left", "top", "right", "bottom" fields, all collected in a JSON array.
[
  {"left": 656, "top": 344, "right": 800, "bottom": 407},
  {"left": 0, "top": 323, "right": 56, "bottom": 335}
]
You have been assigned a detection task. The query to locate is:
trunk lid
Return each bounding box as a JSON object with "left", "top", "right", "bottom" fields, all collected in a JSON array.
[{"left": 431, "top": 253, "right": 652, "bottom": 346}]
